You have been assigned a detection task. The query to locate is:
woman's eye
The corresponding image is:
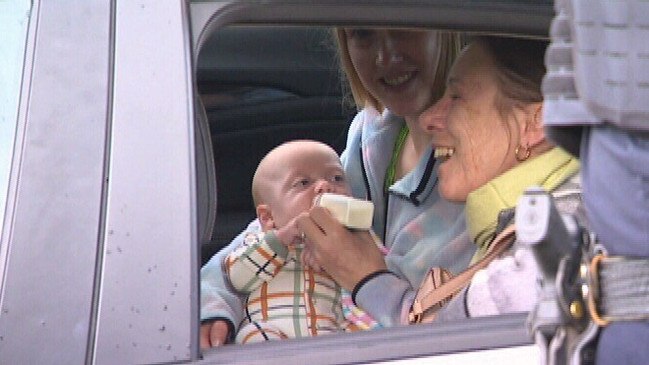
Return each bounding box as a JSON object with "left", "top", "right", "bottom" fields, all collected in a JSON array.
[
  {"left": 346, "top": 28, "right": 373, "bottom": 38},
  {"left": 346, "top": 28, "right": 375, "bottom": 46}
]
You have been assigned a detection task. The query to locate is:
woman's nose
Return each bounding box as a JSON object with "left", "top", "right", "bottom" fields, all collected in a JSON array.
[
  {"left": 375, "top": 32, "right": 402, "bottom": 66},
  {"left": 418, "top": 95, "right": 450, "bottom": 134}
]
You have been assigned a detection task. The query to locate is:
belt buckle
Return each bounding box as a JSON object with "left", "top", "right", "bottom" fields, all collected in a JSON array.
[
  {"left": 585, "top": 253, "right": 649, "bottom": 326},
  {"left": 409, "top": 300, "right": 423, "bottom": 324},
  {"left": 586, "top": 254, "right": 610, "bottom": 326}
]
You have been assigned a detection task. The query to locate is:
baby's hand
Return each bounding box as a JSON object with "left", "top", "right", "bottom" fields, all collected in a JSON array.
[
  {"left": 200, "top": 320, "right": 229, "bottom": 349},
  {"left": 274, "top": 217, "right": 304, "bottom": 248}
]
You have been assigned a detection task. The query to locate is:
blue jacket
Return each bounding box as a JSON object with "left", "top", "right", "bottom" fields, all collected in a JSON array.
[{"left": 342, "top": 108, "right": 473, "bottom": 327}]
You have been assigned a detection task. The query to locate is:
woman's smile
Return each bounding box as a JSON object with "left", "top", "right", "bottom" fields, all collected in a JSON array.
[
  {"left": 433, "top": 146, "right": 455, "bottom": 160},
  {"left": 381, "top": 71, "right": 415, "bottom": 87}
]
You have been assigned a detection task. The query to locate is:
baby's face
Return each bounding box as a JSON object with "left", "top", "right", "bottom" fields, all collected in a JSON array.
[{"left": 267, "top": 146, "right": 350, "bottom": 228}]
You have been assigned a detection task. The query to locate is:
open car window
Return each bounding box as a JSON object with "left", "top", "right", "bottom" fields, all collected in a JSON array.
[{"left": 192, "top": 1, "right": 553, "bottom": 363}]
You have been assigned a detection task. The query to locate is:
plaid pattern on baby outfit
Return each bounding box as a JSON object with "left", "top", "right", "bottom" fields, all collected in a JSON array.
[{"left": 225, "top": 232, "right": 350, "bottom": 343}]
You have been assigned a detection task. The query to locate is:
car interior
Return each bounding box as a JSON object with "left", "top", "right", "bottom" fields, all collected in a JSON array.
[{"left": 196, "top": 26, "right": 355, "bottom": 264}]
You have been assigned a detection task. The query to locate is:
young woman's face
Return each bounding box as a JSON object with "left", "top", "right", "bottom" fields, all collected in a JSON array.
[
  {"left": 344, "top": 29, "right": 440, "bottom": 119},
  {"left": 426, "top": 42, "right": 520, "bottom": 202}
]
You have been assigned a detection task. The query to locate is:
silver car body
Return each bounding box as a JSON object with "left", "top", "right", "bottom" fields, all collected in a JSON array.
[{"left": 0, "top": 1, "right": 552, "bottom": 363}]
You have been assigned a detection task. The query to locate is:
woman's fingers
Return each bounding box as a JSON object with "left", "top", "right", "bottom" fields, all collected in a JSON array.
[
  {"left": 297, "top": 207, "right": 389, "bottom": 290},
  {"left": 296, "top": 206, "right": 340, "bottom": 241},
  {"left": 301, "top": 249, "right": 323, "bottom": 272}
]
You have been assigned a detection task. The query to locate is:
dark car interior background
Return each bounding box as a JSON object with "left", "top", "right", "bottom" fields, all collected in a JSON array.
[{"left": 196, "top": 26, "right": 355, "bottom": 263}]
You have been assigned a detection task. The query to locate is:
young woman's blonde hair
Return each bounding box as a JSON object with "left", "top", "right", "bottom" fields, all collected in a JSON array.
[{"left": 333, "top": 28, "right": 463, "bottom": 113}]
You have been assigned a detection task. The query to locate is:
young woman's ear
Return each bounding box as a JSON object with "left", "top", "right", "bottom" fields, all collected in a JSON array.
[{"left": 256, "top": 204, "right": 276, "bottom": 231}]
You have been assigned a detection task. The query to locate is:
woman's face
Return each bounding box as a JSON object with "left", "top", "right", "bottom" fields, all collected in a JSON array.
[
  {"left": 344, "top": 28, "right": 440, "bottom": 119},
  {"left": 427, "top": 42, "right": 520, "bottom": 202}
]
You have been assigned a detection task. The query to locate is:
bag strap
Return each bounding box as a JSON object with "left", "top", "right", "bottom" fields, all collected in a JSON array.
[{"left": 409, "top": 225, "right": 517, "bottom": 323}]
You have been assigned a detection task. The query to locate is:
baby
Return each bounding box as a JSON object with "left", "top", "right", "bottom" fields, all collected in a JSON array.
[{"left": 224, "top": 140, "right": 355, "bottom": 344}]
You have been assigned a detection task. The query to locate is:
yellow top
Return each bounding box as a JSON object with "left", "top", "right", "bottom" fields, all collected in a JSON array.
[{"left": 466, "top": 147, "right": 580, "bottom": 263}]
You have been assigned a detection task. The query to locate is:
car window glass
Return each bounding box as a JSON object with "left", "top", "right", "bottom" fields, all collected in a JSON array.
[{"left": 0, "top": 0, "right": 31, "bottom": 233}]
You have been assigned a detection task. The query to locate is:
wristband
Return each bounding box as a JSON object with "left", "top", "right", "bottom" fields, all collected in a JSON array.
[{"left": 351, "top": 269, "right": 395, "bottom": 305}]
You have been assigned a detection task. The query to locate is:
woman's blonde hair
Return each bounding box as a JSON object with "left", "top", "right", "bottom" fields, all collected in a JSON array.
[{"left": 333, "top": 28, "right": 463, "bottom": 113}]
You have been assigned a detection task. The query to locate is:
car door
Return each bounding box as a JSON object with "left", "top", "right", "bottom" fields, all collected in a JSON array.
[{"left": 0, "top": 1, "right": 201, "bottom": 364}]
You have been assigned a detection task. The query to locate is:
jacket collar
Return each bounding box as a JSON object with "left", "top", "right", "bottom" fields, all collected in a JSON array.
[{"left": 466, "top": 147, "right": 580, "bottom": 252}]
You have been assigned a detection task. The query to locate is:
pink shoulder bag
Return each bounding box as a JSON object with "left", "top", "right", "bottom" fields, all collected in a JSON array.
[{"left": 408, "top": 225, "right": 517, "bottom": 324}]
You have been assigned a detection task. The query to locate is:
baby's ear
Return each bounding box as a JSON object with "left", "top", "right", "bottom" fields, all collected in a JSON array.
[{"left": 256, "top": 204, "right": 275, "bottom": 231}]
